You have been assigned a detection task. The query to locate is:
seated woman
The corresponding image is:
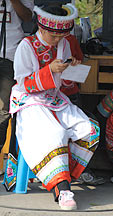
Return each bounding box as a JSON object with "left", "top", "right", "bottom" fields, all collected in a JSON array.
[{"left": 4, "top": 3, "right": 100, "bottom": 211}]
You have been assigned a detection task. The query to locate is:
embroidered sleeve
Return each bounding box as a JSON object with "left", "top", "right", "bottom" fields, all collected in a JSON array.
[
  {"left": 14, "top": 38, "right": 56, "bottom": 93},
  {"left": 24, "top": 65, "right": 56, "bottom": 93}
]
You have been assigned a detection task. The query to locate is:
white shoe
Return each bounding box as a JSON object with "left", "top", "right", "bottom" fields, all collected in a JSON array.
[{"left": 59, "top": 190, "right": 77, "bottom": 211}]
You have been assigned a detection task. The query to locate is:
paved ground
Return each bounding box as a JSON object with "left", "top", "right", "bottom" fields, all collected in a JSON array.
[{"left": 0, "top": 170, "right": 113, "bottom": 216}]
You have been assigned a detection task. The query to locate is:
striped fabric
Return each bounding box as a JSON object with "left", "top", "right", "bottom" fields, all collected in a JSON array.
[
  {"left": 97, "top": 91, "right": 113, "bottom": 118},
  {"left": 24, "top": 65, "right": 56, "bottom": 93},
  {"left": 106, "top": 113, "right": 113, "bottom": 151}
]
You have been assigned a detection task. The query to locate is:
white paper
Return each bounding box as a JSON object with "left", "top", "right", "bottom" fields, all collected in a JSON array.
[{"left": 60, "top": 64, "right": 91, "bottom": 83}]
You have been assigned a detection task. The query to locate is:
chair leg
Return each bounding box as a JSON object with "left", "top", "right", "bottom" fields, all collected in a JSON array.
[{"left": 13, "top": 149, "right": 30, "bottom": 194}]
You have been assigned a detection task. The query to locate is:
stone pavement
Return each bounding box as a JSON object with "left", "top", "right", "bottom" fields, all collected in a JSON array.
[{"left": 0, "top": 171, "right": 113, "bottom": 216}]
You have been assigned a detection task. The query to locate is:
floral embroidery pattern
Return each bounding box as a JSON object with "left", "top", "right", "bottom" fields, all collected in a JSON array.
[
  {"left": 91, "top": 126, "right": 96, "bottom": 136},
  {"left": 44, "top": 93, "right": 64, "bottom": 106},
  {"left": 12, "top": 97, "right": 25, "bottom": 107},
  {"left": 40, "top": 49, "right": 57, "bottom": 68},
  {"left": 12, "top": 94, "right": 28, "bottom": 108},
  {"left": 26, "top": 75, "right": 37, "bottom": 92},
  {"left": 76, "top": 118, "right": 100, "bottom": 152},
  {"left": 43, "top": 53, "right": 51, "bottom": 62},
  {"left": 7, "top": 166, "right": 14, "bottom": 178},
  {"left": 37, "top": 15, "right": 73, "bottom": 31},
  {"left": 4, "top": 153, "right": 17, "bottom": 191},
  {"left": 51, "top": 96, "right": 64, "bottom": 106},
  {"left": 45, "top": 93, "right": 54, "bottom": 100},
  {"left": 28, "top": 35, "right": 48, "bottom": 54},
  {"left": 89, "top": 118, "right": 100, "bottom": 149},
  {"left": 33, "top": 39, "right": 41, "bottom": 48},
  {"left": 27, "top": 35, "right": 57, "bottom": 69}
]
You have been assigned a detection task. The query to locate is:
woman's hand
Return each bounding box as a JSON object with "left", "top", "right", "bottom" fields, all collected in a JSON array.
[
  {"left": 70, "top": 56, "right": 81, "bottom": 66},
  {"left": 50, "top": 57, "right": 81, "bottom": 73},
  {"left": 50, "top": 59, "right": 69, "bottom": 73}
]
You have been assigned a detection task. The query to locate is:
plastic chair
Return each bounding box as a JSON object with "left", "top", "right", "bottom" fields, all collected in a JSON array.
[{"left": 13, "top": 146, "right": 36, "bottom": 194}]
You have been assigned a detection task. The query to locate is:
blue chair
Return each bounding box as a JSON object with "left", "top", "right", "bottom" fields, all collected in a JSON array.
[{"left": 13, "top": 147, "right": 36, "bottom": 194}]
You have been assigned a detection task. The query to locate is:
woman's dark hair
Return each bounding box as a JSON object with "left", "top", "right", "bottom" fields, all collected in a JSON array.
[
  {"left": 30, "top": 11, "right": 39, "bottom": 35},
  {"left": 42, "top": 3, "right": 67, "bottom": 16}
]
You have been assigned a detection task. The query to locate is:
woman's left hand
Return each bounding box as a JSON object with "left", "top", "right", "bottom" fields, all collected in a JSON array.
[{"left": 70, "top": 56, "right": 81, "bottom": 66}]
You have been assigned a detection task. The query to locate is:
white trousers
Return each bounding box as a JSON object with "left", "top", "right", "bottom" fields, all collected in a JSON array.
[{"left": 16, "top": 103, "right": 91, "bottom": 170}]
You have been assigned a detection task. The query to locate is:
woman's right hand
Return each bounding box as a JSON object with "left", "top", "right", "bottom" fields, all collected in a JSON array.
[{"left": 50, "top": 59, "right": 69, "bottom": 73}]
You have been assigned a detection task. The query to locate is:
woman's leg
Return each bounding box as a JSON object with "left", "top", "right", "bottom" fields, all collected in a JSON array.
[
  {"left": 69, "top": 118, "right": 100, "bottom": 180},
  {"left": 16, "top": 106, "right": 72, "bottom": 190}
]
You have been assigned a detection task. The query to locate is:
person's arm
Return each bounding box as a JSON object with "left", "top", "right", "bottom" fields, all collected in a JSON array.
[
  {"left": 14, "top": 38, "right": 56, "bottom": 93},
  {"left": 10, "top": 0, "right": 33, "bottom": 22}
]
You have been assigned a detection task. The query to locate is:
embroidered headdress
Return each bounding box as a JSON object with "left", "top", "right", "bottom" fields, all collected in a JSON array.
[{"left": 34, "top": 3, "right": 78, "bottom": 34}]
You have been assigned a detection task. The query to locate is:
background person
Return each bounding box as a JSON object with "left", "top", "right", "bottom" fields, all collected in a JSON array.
[
  {"left": 95, "top": 91, "right": 113, "bottom": 182},
  {"left": 0, "top": 0, "right": 34, "bottom": 174}
]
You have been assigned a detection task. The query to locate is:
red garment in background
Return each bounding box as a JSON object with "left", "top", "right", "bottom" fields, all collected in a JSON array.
[
  {"left": 66, "top": 34, "right": 83, "bottom": 61},
  {"left": 106, "top": 113, "right": 113, "bottom": 151},
  {"left": 60, "top": 34, "right": 83, "bottom": 96}
]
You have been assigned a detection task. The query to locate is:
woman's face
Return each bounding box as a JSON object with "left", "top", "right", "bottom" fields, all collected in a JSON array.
[{"left": 40, "top": 28, "right": 69, "bottom": 46}]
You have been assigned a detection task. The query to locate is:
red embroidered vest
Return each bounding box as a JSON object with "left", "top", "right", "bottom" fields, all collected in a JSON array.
[{"left": 26, "top": 34, "right": 57, "bottom": 69}]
